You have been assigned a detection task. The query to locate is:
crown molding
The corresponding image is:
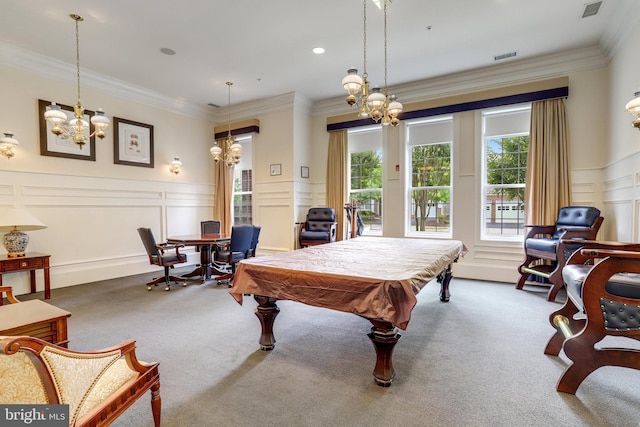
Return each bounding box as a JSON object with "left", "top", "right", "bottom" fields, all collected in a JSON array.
[
  {"left": 0, "top": 42, "right": 213, "bottom": 121},
  {"left": 312, "top": 45, "right": 609, "bottom": 118}
]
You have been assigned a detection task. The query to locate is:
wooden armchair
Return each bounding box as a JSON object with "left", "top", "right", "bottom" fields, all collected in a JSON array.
[
  {"left": 0, "top": 286, "right": 20, "bottom": 305},
  {"left": 0, "top": 335, "right": 160, "bottom": 426},
  {"left": 544, "top": 240, "right": 640, "bottom": 394},
  {"left": 516, "top": 206, "right": 603, "bottom": 301}
]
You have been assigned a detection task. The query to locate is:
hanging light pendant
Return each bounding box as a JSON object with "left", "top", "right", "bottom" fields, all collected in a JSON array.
[
  {"left": 43, "top": 14, "right": 109, "bottom": 149},
  {"left": 341, "top": 0, "right": 402, "bottom": 126},
  {"left": 210, "top": 82, "right": 242, "bottom": 166}
]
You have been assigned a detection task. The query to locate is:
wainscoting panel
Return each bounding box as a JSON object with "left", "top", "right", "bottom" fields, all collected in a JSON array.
[{"left": 0, "top": 170, "right": 213, "bottom": 295}]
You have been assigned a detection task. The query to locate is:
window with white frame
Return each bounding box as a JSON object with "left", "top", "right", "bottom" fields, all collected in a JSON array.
[
  {"left": 233, "top": 135, "right": 253, "bottom": 225},
  {"left": 406, "top": 116, "right": 453, "bottom": 237},
  {"left": 481, "top": 105, "right": 530, "bottom": 240},
  {"left": 348, "top": 126, "right": 382, "bottom": 235}
]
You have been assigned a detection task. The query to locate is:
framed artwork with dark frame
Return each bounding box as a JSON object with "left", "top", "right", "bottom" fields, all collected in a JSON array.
[
  {"left": 301, "top": 166, "right": 309, "bottom": 178},
  {"left": 38, "top": 99, "right": 96, "bottom": 161},
  {"left": 113, "top": 117, "right": 154, "bottom": 168}
]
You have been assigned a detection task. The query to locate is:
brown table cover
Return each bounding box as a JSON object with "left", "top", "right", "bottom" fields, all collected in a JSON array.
[{"left": 230, "top": 237, "right": 465, "bottom": 330}]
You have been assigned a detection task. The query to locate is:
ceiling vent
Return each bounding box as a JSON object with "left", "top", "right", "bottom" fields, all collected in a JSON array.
[
  {"left": 582, "top": 1, "right": 602, "bottom": 18},
  {"left": 494, "top": 51, "right": 517, "bottom": 61}
]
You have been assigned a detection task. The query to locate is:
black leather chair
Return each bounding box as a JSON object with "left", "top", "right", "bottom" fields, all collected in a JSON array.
[
  {"left": 213, "top": 224, "right": 254, "bottom": 285},
  {"left": 137, "top": 227, "right": 187, "bottom": 291},
  {"left": 299, "top": 207, "right": 337, "bottom": 248},
  {"left": 201, "top": 220, "right": 221, "bottom": 234},
  {"left": 198, "top": 220, "right": 222, "bottom": 269},
  {"left": 544, "top": 240, "right": 640, "bottom": 394},
  {"left": 516, "top": 206, "right": 603, "bottom": 301}
]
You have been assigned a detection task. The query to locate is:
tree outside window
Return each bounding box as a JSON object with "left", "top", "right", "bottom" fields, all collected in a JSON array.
[
  {"left": 484, "top": 134, "right": 528, "bottom": 236},
  {"left": 350, "top": 150, "right": 382, "bottom": 234},
  {"left": 410, "top": 143, "right": 451, "bottom": 233}
]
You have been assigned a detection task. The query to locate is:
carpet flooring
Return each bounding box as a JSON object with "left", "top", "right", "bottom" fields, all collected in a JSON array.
[{"left": 14, "top": 269, "right": 640, "bottom": 427}]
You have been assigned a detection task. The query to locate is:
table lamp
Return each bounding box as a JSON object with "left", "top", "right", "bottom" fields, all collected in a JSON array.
[{"left": 0, "top": 207, "right": 47, "bottom": 258}]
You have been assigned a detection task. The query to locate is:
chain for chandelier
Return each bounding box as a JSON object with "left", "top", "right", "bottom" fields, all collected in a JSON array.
[
  {"left": 210, "top": 82, "right": 243, "bottom": 166},
  {"left": 43, "top": 14, "right": 110, "bottom": 149},
  {"left": 341, "top": 0, "right": 402, "bottom": 126}
]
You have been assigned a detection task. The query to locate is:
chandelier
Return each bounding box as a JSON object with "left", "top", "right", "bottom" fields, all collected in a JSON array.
[
  {"left": 43, "top": 14, "right": 110, "bottom": 149},
  {"left": 0, "top": 132, "right": 19, "bottom": 159},
  {"left": 342, "top": 0, "right": 403, "bottom": 126},
  {"left": 210, "top": 82, "right": 242, "bottom": 166},
  {"left": 625, "top": 89, "right": 640, "bottom": 130}
]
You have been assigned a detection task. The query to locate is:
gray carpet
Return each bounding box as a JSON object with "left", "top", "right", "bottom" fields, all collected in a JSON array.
[{"left": 17, "top": 269, "right": 640, "bottom": 427}]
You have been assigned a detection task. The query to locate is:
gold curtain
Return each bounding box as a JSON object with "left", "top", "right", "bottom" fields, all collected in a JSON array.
[
  {"left": 525, "top": 98, "right": 571, "bottom": 225},
  {"left": 325, "top": 130, "right": 348, "bottom": 241},
  {"left": 213, "top": 138, "right": 235, "bottom": 235}
]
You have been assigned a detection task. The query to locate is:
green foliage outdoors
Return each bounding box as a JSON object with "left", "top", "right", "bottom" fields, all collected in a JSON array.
[
  {"left": 411, "top": 143, "right": 451, "bottom": 231},
  {"left": 485, "top": 135, "right": 529, "bottom": 203},
  {"left": 350, "top": 151, "right": 382, "bottom": 207}
]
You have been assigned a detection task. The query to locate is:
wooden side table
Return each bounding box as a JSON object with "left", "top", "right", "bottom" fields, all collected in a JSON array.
[
  {"left": 0, "top": 299, "right": 71, "bottom": 347},
  {"left": 0, "top": 252, "right": 51, "bottom": 302}
]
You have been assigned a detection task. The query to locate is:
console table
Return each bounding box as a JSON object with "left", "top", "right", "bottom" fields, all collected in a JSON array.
[
  {"left": 0, "top": 253, "right": 51, "bottom": 301},
  {"left": 0, "top": 299, "right": 71, "bottom": 347}
]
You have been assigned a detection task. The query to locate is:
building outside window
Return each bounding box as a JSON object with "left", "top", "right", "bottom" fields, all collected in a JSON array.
[
  {"left": 406, "top": 116, "right": 453, "bottom": 237},
  {"left": 233, "top": 135, "right": 253, "bottom": 225},
  {"left": 481, "top": 105, "right": 530, "bottom": 240},
  {"left": 348, "top": 127, "right": 382, "bottom": 235}
]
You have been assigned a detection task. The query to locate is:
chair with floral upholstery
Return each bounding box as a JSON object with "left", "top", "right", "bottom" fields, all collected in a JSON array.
[{"left": 0, "top": 335, "right": 160, "bottom": 427}]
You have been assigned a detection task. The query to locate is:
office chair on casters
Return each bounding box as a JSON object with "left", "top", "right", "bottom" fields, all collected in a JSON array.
[
  {"left": 201, "top": 220, "right": 221, "bottom": 234},
  {"left": 137, "top": 227, "right": 188, "bottom": 291},
  {"left": 213, "top": 224, "right": 254, "bottom": 287},
  {"left": 516, "top": 206, "right": 603, "bottom": 301}
]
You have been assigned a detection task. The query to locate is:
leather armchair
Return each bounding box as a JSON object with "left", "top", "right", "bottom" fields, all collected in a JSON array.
[
  {"left": 544, "top": 240, "right": 640, "bottom": 394},
  {"left": 299, "top": 208, "right": 337, "bottom": 248},
  {"left": 137, "top": 227, "right": 187, "bottom": 291},
  {"left": 516, "top": 206, "right": 603, "bottom": 301}
]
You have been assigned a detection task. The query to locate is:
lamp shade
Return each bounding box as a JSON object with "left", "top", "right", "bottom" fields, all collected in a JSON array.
[
  {"left": 0, "top": 207, "right": 47, "bottom": 232},
  {"left": 0, "top": 207, "right": 47, "bottom": 257}
]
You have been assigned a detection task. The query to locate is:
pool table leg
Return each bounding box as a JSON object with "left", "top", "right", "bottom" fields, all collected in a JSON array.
[
  {"left": 254, "top": 295, "right": 280, "bottom": 351},
  {"left": 368, "top": 319, "right": 401, "bottom": 387},
  {"left": 437, "top": 263, "right": 453, "bottom": 302}
]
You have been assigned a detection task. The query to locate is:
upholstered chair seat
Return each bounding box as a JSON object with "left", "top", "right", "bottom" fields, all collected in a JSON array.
[{"left": 0, "top": 336, "right": 160, "bottom": 427}]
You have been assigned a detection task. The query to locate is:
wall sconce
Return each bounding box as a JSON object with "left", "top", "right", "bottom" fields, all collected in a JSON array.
[
  {"left": 0, "top": 132, "right": 19, "bottom": 159},
  {"left": 625, "top": 89, "right": 640, "bottom": 130},
  {"left": 169, "top": 157, "right": 182, "bottom": 175}
]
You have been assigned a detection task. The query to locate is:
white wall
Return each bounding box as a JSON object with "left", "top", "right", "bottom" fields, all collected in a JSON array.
[
  {"left": 0, "top": 63, "right": 217, "bottom": 295},
  {"left": 602, "top": 20, "right": 640, "bottom": 243}
]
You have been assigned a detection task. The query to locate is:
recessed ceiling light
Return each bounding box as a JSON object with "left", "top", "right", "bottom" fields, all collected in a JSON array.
[
  {"left": 312, "top": 47, "right": 325, "bottom": 54},
  {"left": 160, "top": 47, "right": 176, "bottom": 56}
]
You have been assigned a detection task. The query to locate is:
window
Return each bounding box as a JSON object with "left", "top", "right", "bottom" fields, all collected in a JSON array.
[
  {"left": 348, "top": 127, "right": 382, "bottom": 235},
  {"left": 233, "top": 135, "right": 253, "bottom": 225},
  {"left": 406, "top": 116, "right": 453, "bottom": 237},
  {"left": 481, "top": 105, "right": 530, "bottom": 240}
]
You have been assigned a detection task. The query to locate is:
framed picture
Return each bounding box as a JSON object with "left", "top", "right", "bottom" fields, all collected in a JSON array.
[
  {"left": 38, "top": 99, "right": 96, "bottom": 161},
  {"left": 270, "top": 163, "right": 282, "bottom": 176},
  {"left": 301, "top": 166, "right": 309, "bottom": 178},
  {"left": 113, "top": 117, "right": 154, "bottom": 168}
]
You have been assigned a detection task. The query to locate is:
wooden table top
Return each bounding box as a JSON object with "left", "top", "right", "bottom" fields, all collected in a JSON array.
[
  {"left": 167, "top": 234, "right": 230, "bottom": 245},
  {"left": 0, "top": 300, "right": 71, "bottom": 331}
]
